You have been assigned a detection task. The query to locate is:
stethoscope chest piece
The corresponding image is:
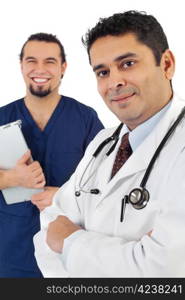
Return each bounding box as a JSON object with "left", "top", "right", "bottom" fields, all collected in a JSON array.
[{"left": 128, "top": 187, "right": 150, "bottom": 209}]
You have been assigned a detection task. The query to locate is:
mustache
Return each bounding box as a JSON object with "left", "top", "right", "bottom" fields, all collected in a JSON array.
[{"left": 108, "top": 86, "right": 139, "bottom": 98}]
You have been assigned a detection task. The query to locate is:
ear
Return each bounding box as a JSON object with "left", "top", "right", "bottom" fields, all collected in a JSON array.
[
  {"left": 61, "top": 62, "right": 67, "bottom": 78},
  {"left": 161, "top": 49, "right": 175, "bottom": 80}
]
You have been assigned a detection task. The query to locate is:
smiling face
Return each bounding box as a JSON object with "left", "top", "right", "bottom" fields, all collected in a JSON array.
[
  {"left": 90, "top": 33, "right": 175, "bottom": 130},
  {"left": 21, "top": 41, "right": 66, "bottom": 98}
]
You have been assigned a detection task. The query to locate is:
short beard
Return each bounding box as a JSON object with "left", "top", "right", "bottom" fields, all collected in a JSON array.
[{"left": 29, "top": 84, "right": 51, "bottom": 98}]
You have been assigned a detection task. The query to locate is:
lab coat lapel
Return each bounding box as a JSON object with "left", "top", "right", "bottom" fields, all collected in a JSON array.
[{"left": 96, "top": 96, "right": 185, "bottom": 203}]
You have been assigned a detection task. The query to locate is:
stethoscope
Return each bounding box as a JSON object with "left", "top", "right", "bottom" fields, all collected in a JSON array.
[{"left": 75, "top": 106, "right": 185, "bottom": 222}]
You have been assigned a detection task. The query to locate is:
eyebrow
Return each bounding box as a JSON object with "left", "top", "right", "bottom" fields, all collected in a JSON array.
[
  {"left": 93, "top": 52, "right": 137, "bottom": 72},
  {"left": 114, "top": 52, "right": 137, "bottom": 62},
  {"left": 24, "top": 56, "right": 58, "bottom": 62}
]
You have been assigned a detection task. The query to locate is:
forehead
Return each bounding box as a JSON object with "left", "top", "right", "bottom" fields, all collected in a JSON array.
[
  {"left": 23, "top": 41, "right": 61, "bottom": 59},
  {"left": 89, "top": 33, "right": 154, "bottom": 66}
]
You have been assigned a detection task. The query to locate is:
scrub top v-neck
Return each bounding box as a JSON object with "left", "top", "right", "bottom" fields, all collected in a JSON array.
[{"left": 19, "top": 96, "right": 66, "bottom": 184}]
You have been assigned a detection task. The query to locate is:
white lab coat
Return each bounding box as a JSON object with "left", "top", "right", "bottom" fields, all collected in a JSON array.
[{"left": 34, "top": 95, "right": 185, "bottom": 277}]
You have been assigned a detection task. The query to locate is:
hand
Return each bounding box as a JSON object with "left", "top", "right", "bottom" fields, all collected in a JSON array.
[
  {"left": 31, "top": 186, "right": 59, "bottom": 211},
  {"left": 46, "top": 216, "right": 82, "bottom": 253},
  {"left": 12, "top": 150, "right": 45, "bottom": 188}
]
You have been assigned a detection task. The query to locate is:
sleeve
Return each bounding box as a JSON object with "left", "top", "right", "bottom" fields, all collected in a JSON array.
[
  {"left": 83, "top": 107, "right": 104, "bottom": 149},
  {"left": 61, "top": 149, "right": 185, "bottom": 277},
  {"left": 33, "top": 172, "right": 81, "bottom": 277}
]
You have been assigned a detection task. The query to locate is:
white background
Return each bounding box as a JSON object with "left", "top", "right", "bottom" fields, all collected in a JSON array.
[{"left": 1, "top": 0, "right": 185, "bottom": 127}]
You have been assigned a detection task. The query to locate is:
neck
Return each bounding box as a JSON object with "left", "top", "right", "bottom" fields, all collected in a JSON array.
[
  {"left": 24, "top": 91, "right": 62, "bottom": 130},
  {"left": 25, "top": 89, "right": 61, "bottom": 111}
]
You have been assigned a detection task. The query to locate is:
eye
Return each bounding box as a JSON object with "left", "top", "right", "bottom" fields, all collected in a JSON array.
[
  {"left": 46, "top": 59, "right": 57, "bottom": 64},
  {"left": 96, "top": 70, "right": 109, "bottom": 78},
  {"left": 27, "top": 59, "right": 36, "bottom": 63},
  {"left": 46, "top": 60, "right": 55, "bottom": 64},
  {"left": 122, "top": 61, "right": 135, "bottom": 69}
]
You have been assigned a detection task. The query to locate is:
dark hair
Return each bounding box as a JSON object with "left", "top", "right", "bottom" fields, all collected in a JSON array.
[
  {"left": 20, "top": 32, "right": 66, "bottom": 63},
  {"left": 82, "top": 10, "right": 169, "bottom": 66}
]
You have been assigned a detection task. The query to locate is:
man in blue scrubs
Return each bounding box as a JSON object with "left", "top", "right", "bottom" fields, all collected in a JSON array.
[{"left": 0, "top": 33, "right": 104, "bottom": 277}]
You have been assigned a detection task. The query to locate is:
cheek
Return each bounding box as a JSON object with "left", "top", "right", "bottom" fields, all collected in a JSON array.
[
  {"left": 97, "top": 81, "right": 107, "bottom": 97},
  {"left": 131, "top": 74, "right": 151, "bottom": 95},
  {"left": 21, "top": 66, "right": 28, "bottom": 74},
  {"left": 22, "top": 70, "right": 30, "bottom": 81},
  {"left": 23, "top": 66, "right": 35, "bottom": 78},
  {"left": 141, "top": 74, "right": 159, "bottom": 96},
  {"left": 53, "top": 69, "right": 63, "bottom": 80}
]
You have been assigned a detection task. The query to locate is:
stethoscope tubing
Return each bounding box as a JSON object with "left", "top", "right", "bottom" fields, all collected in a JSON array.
[
  {"left": 75, "top": 106, "right": 185, "bottom": 209},
  {"left": 140, "top": 106, "right": 185, "bottom": 187}
]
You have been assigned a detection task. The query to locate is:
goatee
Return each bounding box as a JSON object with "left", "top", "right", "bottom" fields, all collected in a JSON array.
[{"left": 29, "top": 85, "right": 51, "bottom": 98}]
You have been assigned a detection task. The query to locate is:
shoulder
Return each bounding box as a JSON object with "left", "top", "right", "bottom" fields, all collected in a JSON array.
[
  {"left": 0, "top": 99, "right": 23, "bottom": 125},
  {"left": 0, "top": 98, "right": 22, "bottom": 113},
  {"left": 95, "top": 126, "right": 118, "bottom": 139},
  {"left": 62, "top": 95, "right": 98, "bottom": 116},
  {"left": 86, "top": 126, "right": 119, "bottom": 149}
]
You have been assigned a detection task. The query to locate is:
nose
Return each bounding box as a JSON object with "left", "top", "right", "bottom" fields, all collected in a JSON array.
[
  {"left": 33, "top": 62, "right": 47, "bottom": 75},
  {"left": 108, "top": 70, "right": 127, "bottom": 90}
]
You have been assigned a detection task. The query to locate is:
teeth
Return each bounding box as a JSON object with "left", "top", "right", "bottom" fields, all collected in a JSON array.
[{"left": 33, "top": 78, "right": 49, "bottom": 83}]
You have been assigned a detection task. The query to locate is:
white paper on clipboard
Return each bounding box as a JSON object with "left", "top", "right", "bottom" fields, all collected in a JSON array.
[{"left": 0, "top": 120, "right": 43, "bottom": 205}]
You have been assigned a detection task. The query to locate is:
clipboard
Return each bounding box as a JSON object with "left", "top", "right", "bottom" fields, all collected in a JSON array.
[{"left": 0, "top": 120, "right": 43, "bottom": 205}]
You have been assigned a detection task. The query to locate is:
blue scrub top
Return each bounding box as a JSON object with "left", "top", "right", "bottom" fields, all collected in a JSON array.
[{"left": 0, "top": 95, "right": 104, "bottom": 277}]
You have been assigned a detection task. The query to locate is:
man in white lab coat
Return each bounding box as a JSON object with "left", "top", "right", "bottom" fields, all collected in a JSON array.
[{"left": 34, "top": 10, "right": 185, "bottom": 277}]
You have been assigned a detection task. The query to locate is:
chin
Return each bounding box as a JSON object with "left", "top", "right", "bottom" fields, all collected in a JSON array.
[{"left": 29, "top": 85, "right": 51, "bottom": 98}]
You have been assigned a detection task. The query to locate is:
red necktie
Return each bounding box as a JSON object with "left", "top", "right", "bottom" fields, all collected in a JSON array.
[{"left": 111, "top": 132, "right": 132, "bottom": 178}]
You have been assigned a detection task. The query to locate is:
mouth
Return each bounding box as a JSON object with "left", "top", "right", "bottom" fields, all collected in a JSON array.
[
  {"left": 30, "top": 77, "right": 50, "bottom": 85},
  {"left": 111, "top": 93, "right": 136, "bottom": 103}
]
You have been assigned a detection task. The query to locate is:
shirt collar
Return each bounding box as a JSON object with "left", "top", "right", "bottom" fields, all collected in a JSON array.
[{"left": 124, "top": 101, "right": 172, "bottom": 152}]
